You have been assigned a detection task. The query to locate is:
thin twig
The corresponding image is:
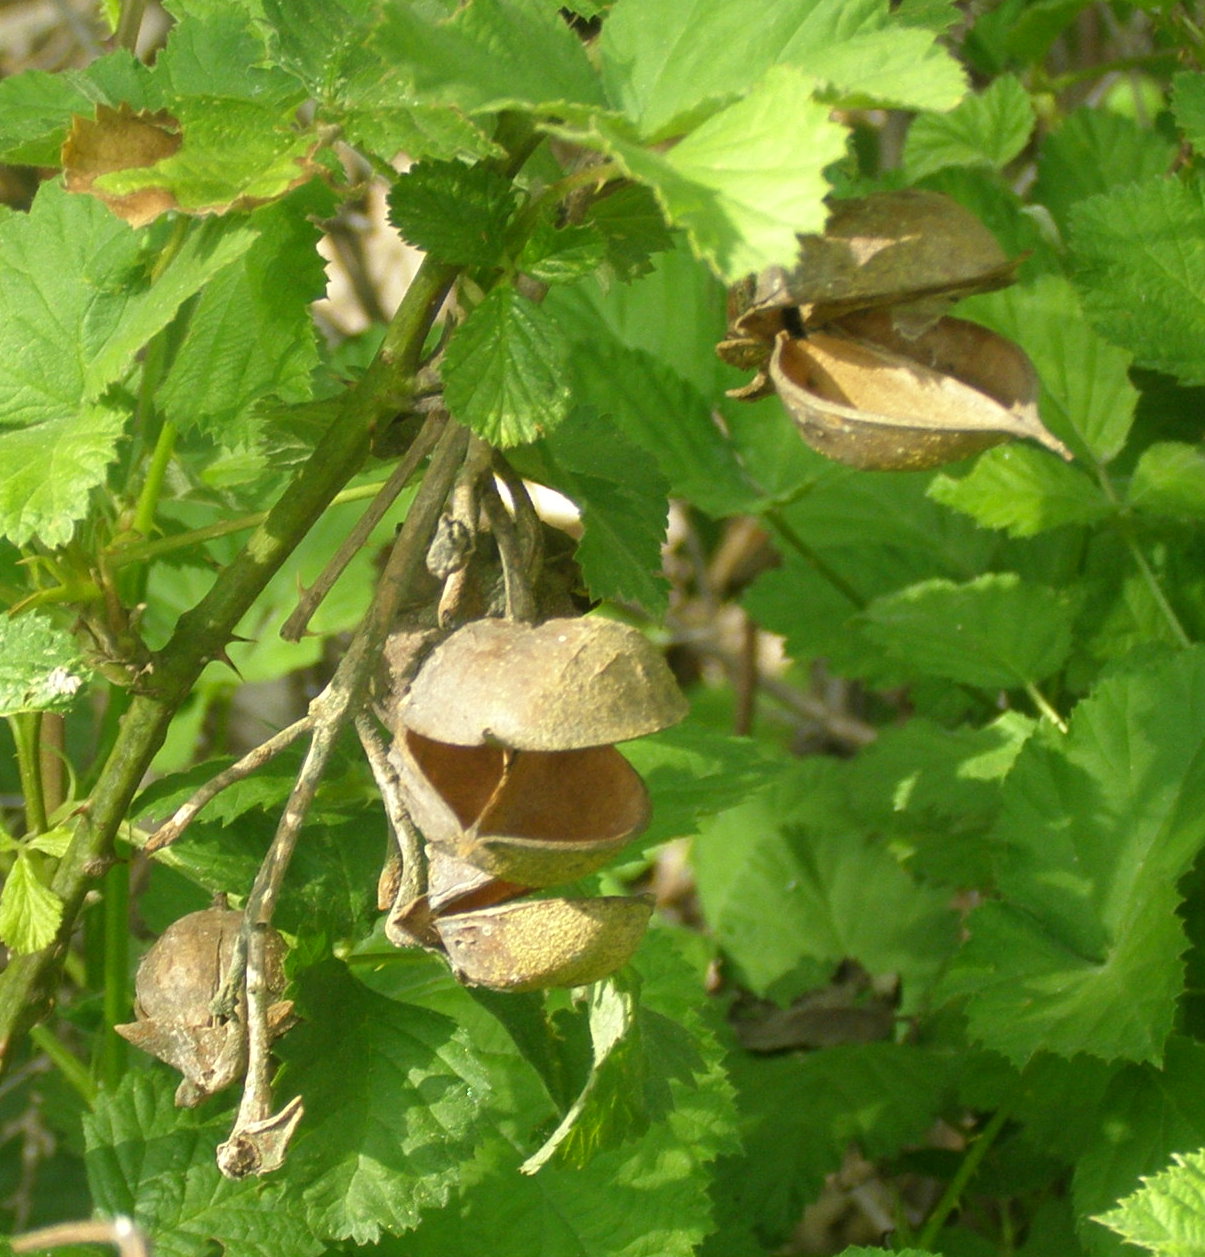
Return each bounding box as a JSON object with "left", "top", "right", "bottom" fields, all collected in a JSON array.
[
  {"left": 143, "top": 716, "right": 314, "bottom": 854},
  {"left": 13, "top": 1216, "right": 151, "bottom": 1257},
  {"left": 355, "top": 714, "right": 426, "bottom": 916},
  {"left": 281, "top": 413, "right": 446, "bottom": 642},
  {"left": 216, "top": 421, "right": 470, "bottom": 1178},
  {"left": 481, "top": 476, "right": 537, "bottom": 623},
  {"left": 493, "top": 457, "right": 544, "bottom": 585}
]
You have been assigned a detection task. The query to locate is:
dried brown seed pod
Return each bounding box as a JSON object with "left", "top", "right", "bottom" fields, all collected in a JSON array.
[
  {"left": 115, "top": 907, "right": 291, "bottom": 1107},
  {"left": 396, "top": 731, "right": 651, "bottom": 887},
  {"left": 399, "top": 616, "right": 687, "bottom": 751},
  {"left": 769, "top": 311, "right": 1072, "bottom": 471},
  {"left": 435, "top": 895, "right": 654, "bottom": 991}
]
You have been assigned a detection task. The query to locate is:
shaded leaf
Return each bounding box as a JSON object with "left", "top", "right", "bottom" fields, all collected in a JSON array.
[
  {"left": 860, "top": 572, "right": 1074, "bottom": 689},
  {"left": 1173, "top": 71, "right": 1205, "bottom": 153},
  {"left": 942, "top": 649, "right": 1205, "bottom": 1064},
  {"left": 904, "top": 74, "right": 1035, "bottom": 180},
  {"left": 84, "top": 1070, "right": 324, "bottom": 1257},
  {"left": 1128, "top": 443, "right": 1205, "bottom": 521}
]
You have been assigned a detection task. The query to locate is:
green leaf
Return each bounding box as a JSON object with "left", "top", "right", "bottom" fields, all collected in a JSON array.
[
  {"left": 619, "top": 720, "right": 780, "bottom": 850},
  {"left": 0, "top": 183, "right": 256, "bottom": 544},
  {"left": 860, "top": 573, "right": 1074, "bottom": 690},
  {"left": 967, "top": 0, "right": 1094, "bottom": 73},
  {"left": 959, "top": 275, "right": 1139, "bottom": 462},
  {"left": 1076, "top": 1039, "right": 1205, "bottom": 1257},
  {"left": 1173, "top": 71, "right": 1205, "bottom": 153},
  {"left": 0, "top": 852, "right": 63, "bottom": 954},
  {"left": 567, "top": 339, "right": 758, "bottom": 516},
  {"left": 1070, "top": 176, "right": 1205, "bottom": 387},
  {"left": 584, "top": 65, "right": 848, "bottom": 280},
  {"left": 157, "top": 197, "right": 327, "bottom": 436},
  {"left": 904, "top": 74, "right": 1034, "bottom": 180},
  {"left": 443, "top": 285, "right": 573, "bottom": 447},
  {"left": 599, "top": 0, "right": 964, "bottom": 140},
  {"left": 692, "top": 766, "right": 958, "bottom": 1002},
  {"left": 274, "top": 959, "right": 487, "bottom": 1243},
  {"left": 716, "top": 1044, "right": 955, "bottom": 1246},
  {"left": 0, "top": 68, "right": 98, "bottom": 163},
  {"left": 0, "top": 613, "right": 84, "bottom": 718},
  {"left": 388, "top": 160, "right": 518, "bottom": 267},
  {"left": 518, "top": 219, "right": 607, "bottom": 285},
  {"left": 84, "top": 1069, "right": 325, "bottom": 1257},
  {"left": 153, "top": 5, "right": 300, "bottom": 104},
  {"left": 517, "top": 410, "right": 671, "bottom": 615},
  {"left": 1033, "top": 107, "right": 1177, "bottom": 233},
  {"left": 942, "top": 648, "right": 1205, "bottom": 1064},
  {"left": 1128, "top": 443, "right": 1205, "bottom": 521},
  {"left": 375, "top": 0, "right": 605, "bottom": 114},
  {"left": 929, "top": 445, "right": 1113, "bottom": 538},
  {"left": 1096, "top": 1145, "right": 1205, "bottom": 1257}
]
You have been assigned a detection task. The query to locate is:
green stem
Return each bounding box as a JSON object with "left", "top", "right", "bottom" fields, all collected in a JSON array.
[
  {"left": 915, "top": 1108, "right": 1010, "bottom": 1252},
  {"left": 0, "top": 253, "right": 459, "bottom": 1073},
  {"left": 29, "top": 1026, "right": 97, "bottom": 1108},
  {"left": 8, "top": 714, "right": 48, "bottom": 836},
  {"left": 98, "top": 860, "right": 130, "bottom": 1089},
  {"left": 1024, "top": 682, "right": 1068, "bottom": 734},
  {"left": 132, "top": 421, "right": 177, "bottom": 539},
  {"left": 764, "top": 508, "right": 866, "bottom": 610}
]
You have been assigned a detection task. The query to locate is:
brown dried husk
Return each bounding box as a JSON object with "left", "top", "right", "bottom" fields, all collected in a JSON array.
[
  {"left": 396, "top": 730, "right": 651, "bottom": 887},
  {"left": 399, "top": 616, "right": 687, "bottom": 750},
  {"left": 769, "top": 310, "right": 1072, "bottom": 471},
  {"left": 436, "top": 895, "right": 654, "bottom": 991}
]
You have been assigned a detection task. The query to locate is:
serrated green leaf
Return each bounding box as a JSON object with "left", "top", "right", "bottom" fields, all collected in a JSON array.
[
  {"left": 375, "top": 0, "right": 605, "bottom": 114},
  {"left": 274, "top": 959, "right": 487, "bottom": 1243},
  {"left": 619, "top": 720, "right": 780, "bottom": 850},
  {"left": 567, "top": 339, "right": 758, "bottom": 516},
  {"left": 512, "top": 409, "right": 669, "bottom": 615},
  {"left": 693, "top": 767, "right": 958, "bottom": 1002},
  {"left": 588, "top": 183, "right": 675, "bottom": 282},
  {"left": 942, "top": 649, "right": 1205, "bottom": 1064},
  {"left": 1076, "top": 1040, "right": 1205, "bottom": 1257},
  {"left": 1174, "top": 72, "right": 1205, "bottom": 153},
  {"left": 519, "top": 219, "right": 607, "bottom": 284},
  {"left": 959, "top": 276, "right": 1139, "bottom": 462},
  {"left": 1128, "top": 443, "right": 1205, "bottom": 521},
  {"left": 929, "top": 444, "right": 1113, "bottom": 538},
  {"left": 587, "top": 65, "right": 847, "bottom": 280},
  {"left": 257, "top": 0, "right": 381, "bottom": 104},
  {"left": 157, "top": 198, "right": 327, "bottom": 436},
  {"left": 84, "top": 1069, "right": 325, "bottom": 1257},
  {"left": 716, "top": 1044, "right": 955, "bottom": 1247},
  {"left": 153, "top": 5, "right": 299, "bottom": 104},
  {"left": 1033, "top": 107, "right": 1177, "bottom": 232},
  {"left": 860, "top": 573, "right": 1074, "bottom": 690},
  {"left": 599, "top": 0, "right": 964, "bottom": 140},
  {"left": 442, "top": 285, "right": 572, "bottom": 446},
  {"left": 904, "top": 75, "right": 1034, "bottom": 180},
  {"left": 388, "top": 160, "right": 517, "bottom": 266},
  {"left": 1096, "top": 1145, "right": 1205, "bottom": 1257},
  {"left": 0, "top": 68, "right": 97, "bottom": 163},
  {"left": 1070, "top": 176, "right": 1205, "bottom": 387},
  {"left": 0, "top": 614, "right": 84, "bottom": 717},
  {"left": 0, "top": 852, "right": 63, "bottom": 954}
]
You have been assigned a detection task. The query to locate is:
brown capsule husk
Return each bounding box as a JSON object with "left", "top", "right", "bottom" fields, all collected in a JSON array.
[
  {"left": 770, "top": 311, "right": 1072, "bottom": 471},
  {"left": 115, "top": 907, "right": 290, "bottom": 1107},
  {"left": 425, "top": 845, "right": 529, "bottom": 915},
  {"left": 399, "top": 616, "right": 687, "bottom": 751},
  {"left": 436, "top": 895, "right": 653, "bottom": 991},
  {"left": 396, "top": 730, "right": 651, "bottom": 887}
]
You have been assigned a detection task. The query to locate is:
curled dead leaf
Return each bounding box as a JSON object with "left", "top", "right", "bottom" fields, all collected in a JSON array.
[
  {"left": 63, "top": 104, "right": 182, "bottom": 228},
  {"left": 399, "top": 616, "right": 687, "bottom": 750},
  {"left": 770, "top": 310, "right": 1072, "bottom": 471},
  {"left": 436, "top": 894, "right": 653, "bottom": 991}
]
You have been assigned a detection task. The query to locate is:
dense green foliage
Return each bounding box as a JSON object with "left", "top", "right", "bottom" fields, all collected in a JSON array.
[{"left": 3, "top": 1, "right": 1205, "bottom": 1255}]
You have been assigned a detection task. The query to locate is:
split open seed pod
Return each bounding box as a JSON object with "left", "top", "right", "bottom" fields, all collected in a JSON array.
[
  {"left": 115, "top": 907, "right": 290, "bottom": 1106},
  {"left": 436, "top": 894, "right": 654, "bottom": 991},
  {"left": 769, "top": 309, "right": 1072, "bottom": 471},
  {"left": 399, "top": 616, "right": 687, "bottom": 751},
  {"left": 397, "top": 731, "right": 651, "bottom": 886}
]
